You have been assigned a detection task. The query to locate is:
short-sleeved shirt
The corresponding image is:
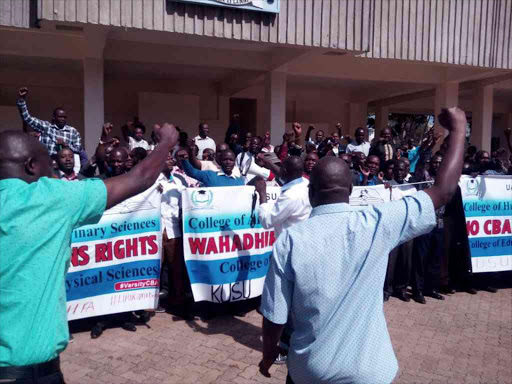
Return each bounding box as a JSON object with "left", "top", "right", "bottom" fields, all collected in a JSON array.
[
  {"left": 128, "top": 136, "right": 150, "bottom": 151},
  {"left": 194, "top": 135, "right": 216, "bottom": 160},
  {"left": 260, "top": 191, "right": 436, "bottom": 384},
  {"left": 0, "top": 178, "right": 107, "bottom": 367}
]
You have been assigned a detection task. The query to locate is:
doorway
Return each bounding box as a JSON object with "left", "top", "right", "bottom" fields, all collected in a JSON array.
[{"left": 229, "top": 98, "right": 257, "bottom": 142}]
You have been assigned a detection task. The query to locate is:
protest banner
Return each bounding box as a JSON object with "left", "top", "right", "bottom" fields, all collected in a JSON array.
[
  {"left": 182, "top": 186, "right": 279, "bottom": 303},
  {"left": 349, "top": 184, "right": 392, "bottom": 205},
  {"left": 66, "top": 186, "right": 162, "bottom": 320},
  {"left": 460, "top": 175, "right": 512, "bottom": 273}
]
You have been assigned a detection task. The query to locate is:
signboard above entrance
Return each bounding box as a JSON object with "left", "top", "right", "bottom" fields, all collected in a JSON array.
[{"left": 171, "top": 0, "right": 279, "bottom": 14}]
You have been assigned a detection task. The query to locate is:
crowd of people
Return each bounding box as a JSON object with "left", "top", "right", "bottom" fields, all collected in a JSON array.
[{"left": 1, "top": 87, "right": 511, "bottom": 384}]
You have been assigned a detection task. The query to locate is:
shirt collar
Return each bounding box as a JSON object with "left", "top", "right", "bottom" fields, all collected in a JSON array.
[
  {"left": 310, "top": 202, "right": 353, "bottom": 218},
  {"left": 281, "top": 177, "right": 305, "bottom": 192},
  {"left": 195, "top": 135, "right": 210, "bottom": 141},
  {"left": 59, "top": 170, "right": 77, "bottom": 180},
  {"left": 217, "top": 170, "right": 237, "bottom": 179}
]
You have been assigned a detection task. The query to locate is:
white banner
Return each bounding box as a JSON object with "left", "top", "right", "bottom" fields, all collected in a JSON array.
[
  {"left": 460, "top": 175, "right": 512, "bottom": 273},
  {"left": 182, "top": 186, "right": 280, "bottom": 303},
  {"left": 349, "top": 184, "right": 392, "bottom": 205},
  {"left": 66, "top": 186, "right": 162, "bottom": 320}
]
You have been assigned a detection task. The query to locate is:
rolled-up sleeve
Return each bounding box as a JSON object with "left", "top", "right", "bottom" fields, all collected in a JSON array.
[{"left": 260, "top": 232, "right": 293, "bottom": 325}]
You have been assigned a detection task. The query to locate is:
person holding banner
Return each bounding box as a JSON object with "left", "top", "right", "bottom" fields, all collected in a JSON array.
[
  {"left": 0, "top": 123, "right": 178, "bottom": 383},
  {"left": 259, "top": 107, "right": 467, "bottom": 384},
  {"left": 181, "top": 149, "right": 244, "bottom": 187}
]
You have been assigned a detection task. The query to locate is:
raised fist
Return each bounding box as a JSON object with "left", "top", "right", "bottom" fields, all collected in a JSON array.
[
  {"left": 438, "top": 107, "right": 467, "bottom": 134},
  {"left": 18, "top": 87, "right": 28, "bottom": 99}
]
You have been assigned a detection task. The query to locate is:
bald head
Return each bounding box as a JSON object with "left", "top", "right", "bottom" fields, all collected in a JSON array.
[
  {"left": 0, "top": 131, "right": 53, "bottom": 182},
  {"left": 281, "top": 156, "right": 304, "bottom": 183},
  {"left": 309, "top": 157, "right": 352, "bottom": 207}
]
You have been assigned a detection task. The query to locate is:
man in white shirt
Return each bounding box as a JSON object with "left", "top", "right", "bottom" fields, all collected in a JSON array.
[
  {"left": 346, "top": 127, "right": 371, "bottom": 156},
  {"left": 254, "top": 156, "right": 312, "bottom": 238},
  {"left": 236, "top": 136, "right": 276, "bottom": 184},
  {"left": 157, "top": 153, "right": 192, "bottom": 319},
  {"left": 194, "top": 123, "right": 216, "bottom": 160}
]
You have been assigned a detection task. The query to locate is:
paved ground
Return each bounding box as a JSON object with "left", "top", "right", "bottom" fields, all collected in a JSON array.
[{"left": 63, "top": 289, "right": 512, "bottom": 384}]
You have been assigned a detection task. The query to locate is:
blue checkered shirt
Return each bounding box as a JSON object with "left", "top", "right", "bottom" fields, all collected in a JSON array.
[
  {"left": 261, "top": 191, "right": 436, "bottom": 384},
  {"left": 17, "top": 100, "right": 82, "bottom": 155}
]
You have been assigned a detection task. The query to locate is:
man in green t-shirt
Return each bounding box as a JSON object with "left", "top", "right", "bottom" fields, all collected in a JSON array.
[{"left": 0, "top": 123, "right": 178, "bottom": 383}]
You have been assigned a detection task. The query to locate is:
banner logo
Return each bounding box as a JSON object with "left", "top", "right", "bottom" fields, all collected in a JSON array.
[{"left": 191, "top": 189, "right": 214, "bottom": 209}]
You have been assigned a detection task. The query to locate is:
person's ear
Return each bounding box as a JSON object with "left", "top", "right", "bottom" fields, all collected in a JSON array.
[{"left": 25, "top": 156, "right": 37, "bottom": 175}]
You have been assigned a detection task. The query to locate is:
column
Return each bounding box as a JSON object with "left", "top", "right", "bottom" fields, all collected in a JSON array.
[
  {"left": 434, "top": 82, "right": 459, "bottom": 137},
  {"left": 83, "top": 27, "right": 106, "bottom": 155},
  {"left": 264, "top": 71, "right": 287, "bottom": 145},
  {"left": 495, "top": 112, "right": 512, "bottom": 157},
  {"left": 471, "top": 85, "right": 493, "bottom": 152},
  {"left": 348, "top": 102, "right": 368, "bottom": 137},
  {"left": 374, "top": 106, "right": 389, "bottom": 139}
]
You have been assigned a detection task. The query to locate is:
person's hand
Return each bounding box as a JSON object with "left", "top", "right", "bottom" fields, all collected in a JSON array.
[
  {"left": 384, "top": 182, "right": 391, "bottom": 189},
  {"left": 438, "top": 107, "right": 467, "bottom": 134},
  {"left": 377, "top": 171, "right": 385, "bottom": 182},
  {"left": 18, "top": 87, "right": 28, "bottom": 99},
  {"left": 307, "top": 124, "right": 315, "bottom": 131},
  {"left": 396, "top": 149, "right": 402, "bottom": 159},
  {"left": 283, "top": 131, "right": 295, "bottom": 144},
  {"left": 359, "top": 165, "right": 370, "bottom": 178},
  {"left": 505, "top": 128, "right": 511, "bottom": 138},
  {"left": 253, "top": 176, "right": 267, "bottom": 196},
  {"left": 102, "top": 122, "right": 113, "bottom": 138},
  {"left": 186, "top": 137, "right": 195, "bottom": 149},
  {"left": 255, "top": 153, "right": 268, "bottom": 168},
  {"left": 154, "top": 123, "right": 179, "bottom": 148},
  {"left": 157, "top": 184, "right": 164, "bottom": 194},
  {"left": 56, "top": 138, "right": 68, "bottom": 146},
  {"left": 292, "top": 122, "right": 302, "bottom": 137},
  {"left": 28, "top": 131, "right": 40, "bottom": 139},
  {"left": 344, "top": 135, "right": 352, "bottom": 143}
]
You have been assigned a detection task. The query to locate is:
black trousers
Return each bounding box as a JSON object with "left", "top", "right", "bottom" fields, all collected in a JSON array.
[
  {"left": 411, "top": 227, "right": 444, "bottom": 293},
  {"left": 384, "top": 240, "right": 413, "bottom": 294}
]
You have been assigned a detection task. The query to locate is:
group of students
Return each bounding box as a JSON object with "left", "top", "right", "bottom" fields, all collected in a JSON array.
[{"left": 17, "top": 85, "right": 512, "bottom": 313}]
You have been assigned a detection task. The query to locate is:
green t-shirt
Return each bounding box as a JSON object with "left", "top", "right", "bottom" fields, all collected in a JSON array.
[{"left": 0, "top": 177, "right": 107, "bottom": 367}]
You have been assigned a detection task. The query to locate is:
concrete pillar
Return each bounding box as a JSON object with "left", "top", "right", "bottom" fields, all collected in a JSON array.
[
  {"left": 83, "top": 58, "right": 104, "bottom": 155},
  {"left": 347, "top": 102, "right": 368, "bottom": 137},
  {"left": 434, "top": 82, "right": 459, "bottom": 136},
  {"left": 264, "top": 71, "right": 287, "bottom": 145},
  {"left": 494, "top": 112, "right": 511, "bottom": 157},
  {"left": 471, "top": 85, "right": 493, "bottom": 152},
  {"left": 83, "top": 27, "right": 106, "bottom": 155},
  {"left": 374, "top": 106, "right": 389, "bottom": 138}
]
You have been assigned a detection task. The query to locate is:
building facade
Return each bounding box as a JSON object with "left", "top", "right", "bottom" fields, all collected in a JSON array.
[{"left": 1, "top": 0, "right": 511, "bottom": 155}]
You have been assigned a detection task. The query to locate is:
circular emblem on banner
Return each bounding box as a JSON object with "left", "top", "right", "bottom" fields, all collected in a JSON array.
[
  {"left": 191, "top": 189, "right": 214, "bottom": 208},
  {"left": 465, "top": 178, "right": 480, "bottom": 196}
]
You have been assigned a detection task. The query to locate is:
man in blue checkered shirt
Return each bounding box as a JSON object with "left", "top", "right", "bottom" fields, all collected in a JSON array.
[{"left": 16, "top": 87, "right": 82, "bottom": 156}]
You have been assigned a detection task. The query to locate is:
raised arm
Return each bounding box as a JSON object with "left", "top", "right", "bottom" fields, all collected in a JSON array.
[
  {"left": 305, "top": 125, "right": 314, "bottom": 142},
  {"left": 425, "top": 108, "right": 466, "bottom": 209},
  {"left": 16, "top": 87, "right": 50, "bottom": 133},
  {"left": 103, "top": 123, "right": 178, "bottom": 209},
  {"left": 121, "top": 121, "right": 133, "bottom": 143},
  {"left": 186, "top": 138, "right": 203, "bottom": 170},
  {"left": 181, "top": 159, "right": 209, "bottom": 185}
]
